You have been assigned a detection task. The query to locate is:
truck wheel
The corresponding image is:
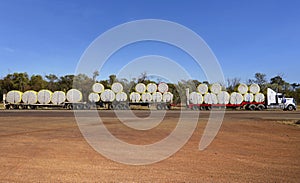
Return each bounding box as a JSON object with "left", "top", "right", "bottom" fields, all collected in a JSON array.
[
  {"left": 257, "top": 104, "right": 265, "bottom": 111},
  {"left": 192, "top": 105, "right": 198, "bottom": 110},
  {"left": 205, "top": 106, "right": 212, "bottom": 111},
  {"left": 287, "top": 105, "right": 294, "bottom": 111},
  {"left": 248, "top": 104, "right": 256, "bottom": 111},
  {"left": 156, "top": 104, "right": 163, "bottom": 110}
]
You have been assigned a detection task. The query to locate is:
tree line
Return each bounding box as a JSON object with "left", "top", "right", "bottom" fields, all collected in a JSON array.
[{"left": 0, "top": 72, "right": 299, "bottom": 104}]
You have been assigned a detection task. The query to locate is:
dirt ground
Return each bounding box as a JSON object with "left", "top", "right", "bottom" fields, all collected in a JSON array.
[{"left": 0, "top": 110, "right": 299, "bottom": 182}]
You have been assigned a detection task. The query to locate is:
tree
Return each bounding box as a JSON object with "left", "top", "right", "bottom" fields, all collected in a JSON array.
[
  {"left": 73, "top": 74, "right": 94, "bottom": 101},
  {"left": 45, "top": 74, "right": 58, "bottom": 91},
  {"left": 226, "top": 77, "right": 241, "bottom": 92},
  {"left": 270, "top": 75, "right": 290, "bottom": 93},
  {"left": 29, "top": 75, "right": 46, "bottom": 91},
  {"left": 137, "top": 72, "right": 147, "bottom": 83},
  {"left": 58, "top": 75, "right": 74, "bottom": 92},
  {"left": 92, "top": 70, "right": 99, "bottom": 82},
  {"left": 248, "top": 73, "right": 268, "bottom": 91},
  {"left": 108, "top": 74, "right": 116, "bottom": 86}
]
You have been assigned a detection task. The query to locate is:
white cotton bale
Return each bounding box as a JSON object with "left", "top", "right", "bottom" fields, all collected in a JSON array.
[
  {"left": 217, "top": 91, "right": 230, "bottom": 104},
  {"left": 135, "top": 83, "right": 146, "bottom": 93},
  {"left": 189, "top": 92, "right": 203, "bottom": 104},
  {"left": 158, "top": 83, "right": 168, "bottom": 93},
  {"left": 100, "top": 89, "right": 115, "bottom": 102},
  {"left": 22, "top": 90, "right": 38, "bottom": 104},
  {"left": 204, "top": 93, "right": 218, "bottom": 104},
  {"left": 116, "top": 92, "right": 128, "bottom": 102},
  {"left": 51, "top": 91, "right": 66, "bottom": 104},
  {"left": 163, "top": 92, "right": 173, "bottom": 103},
  {"left": 249, "top": 83, "right": 260, "bottom": 94},
  {"left": 197, "top": 84, "right": 208, "bottom": 94},
  {"left": 66, "top": 89, "right": 82, "bottom": 103},
  {"left": 244, "top": 93, "right": 254, "bottom": 102},
  {"left": 111, "top": 82, "right": 123, "bottom": 93},
  {"left": 130, "top": 92, "right": 141, "bottom": 102},
  {"left": 37, "top": 89, "right": 52, "bottom": 104},
  {"left": 6, "top": 90, "right": 23, "bottom": 104},
  {"left": 92, "top": 83, "right": 105, "bottom": 93},
  {"left": 238, "top": 83, "right": 248, "bottom": 94},
  {"left": 88, "top": 92, "right": 100, "bottom": 102},
  {"left": 255, "top": 93, "right": 265, "bottom": 102},
  {"left": 146, "top": 83, "right": 157, "bottom": 93},
  {"left": 141, "top": 92, "right": 152, "bottom": 102},
  {"left": 210, "top": 83, "right": 222, "bottom": 94},
  {"left": 230, "top": 92, "right": 243, "bottom": 105},
  {"left": 152, "top": 92, "right": 163, "bottom": 102}
]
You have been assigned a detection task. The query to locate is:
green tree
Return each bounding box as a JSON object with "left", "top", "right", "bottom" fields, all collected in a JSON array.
[
  {"left": 58, "top": 75, "right": 74, "bottom": 92},
  {"left": 29, "top": 75, "right": 46, "bottom": 91},
  {"left": 108, "top": 74, "right": 116, "bottom": 86},
  {"left": 248, "top": 72, "right": 268, "bottom": 91},
  {"left": 45, "top": 74, "right": 58, "bottom": 91}
]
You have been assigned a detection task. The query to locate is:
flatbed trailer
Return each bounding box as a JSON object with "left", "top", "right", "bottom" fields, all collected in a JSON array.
[{"left": 187, "top": 101, "right": 266, "bottom": 111}]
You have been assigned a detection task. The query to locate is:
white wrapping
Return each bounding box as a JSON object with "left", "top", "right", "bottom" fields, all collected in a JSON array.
[
  {"left": 51, "top": 91, "right": 66, "bottom": 104},
  {"left": 230, "top": 92, "right": 243, "bottom": 104},
  {"left": 22, "top": 90, "right": 38, "bottom": 104},
  {"left": 162, "top": 92, "right": 173, "bottom": 103},
  {"left": 217, "top": 91, "right": 230, "bottom": 104},
  {"left": 249, "top": 83, "right": 260, "bottom": 94},
  {"left": 111, "top": 82, "right": 123, "bottom": 93},
  {"left": 141, "top": 92, "right": 152, "bottom": 102},
  {"left": 204, "top": 93, "right": 218, "bottom": 104},
  {"left": 6, "top": 90, "right": 22, "bottom": 104},
  {"left": 135, "top": 83, "right": 146, "bottom": 93},
  {"left": 116, "top": 92, "right": 128, "bottom": 102},
  {"left": 88, "top": 92, "right": 100, "bottom": 102},
  {"left": 152, "top": 92, "right": 163, "bottom": 102},
  {"left": 37, "top": 89, "right": 52, "bottom": 104},
  {"left": 146, "top": 83, "right": 157, "bottom": 93},
  {"left": 158, "top": 83, "right": 168, "bottom": 93},
  {"left": 100, "top": 89, "right": 115, "bottom": 102},
  {"left": 238, "top": 83, "right": 248, "bottom": 94},
  {"left": 189, "top": 92, "right": 203, "bottom": 104},
  {"left": 130, "top": 92, "right": 141, "bottom": 102},
  {"left": 255, "top": 93, "right": 265, "bottom": 102},
  {"left": 244, "top": 93, "right": 254, "bottom": 102},
  {"left": 210, "top": 83, "right": 222, "bottom": 94},
  {"left": 197, "top": 84, "right": 208, "bottom": 94},
  {"left": 92, "top": 83, "right": 105, "bottom": 93},
  {"left": 66, "top": 89, "right": 82, "bottom": 103}
]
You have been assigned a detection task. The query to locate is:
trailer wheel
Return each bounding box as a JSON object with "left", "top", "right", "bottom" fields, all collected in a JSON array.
[
  {"left": 205, "top": 106, "right": 211, "bottom": 111},
  {"left": 66, "top": 104, "right": 73, "bottom": 110},
  {"left": 257, "top": 104, "right": 265, "bottom": 111},
  {"left": 248, "top": 104, "right": 256, "bottom": 111},
  {"left": 156, "top": 104, "right": 163, "bottom": 110},
  {"left": 287, "top": 105, "right": 294, "bottom": 111},
  {"left": 192, "top": 105, "right": 198, "bottom": 110}
]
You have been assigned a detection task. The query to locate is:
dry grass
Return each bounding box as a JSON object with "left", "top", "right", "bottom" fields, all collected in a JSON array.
[
  {"left": 276, "top": 120, "right": 300, "bottom": 127},
  {"left": 0, "top": 103, "right": 4, "bottom": 109}
]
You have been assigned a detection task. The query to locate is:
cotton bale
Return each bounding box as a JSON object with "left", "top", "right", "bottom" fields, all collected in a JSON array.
[
  {"left": 100, "top": 89, "right": 115, "bottom": 102},
  {"left": 229, "top": 92, "right": 243, "bottom": 104},
  {"left": 146, "top": 83, "right": 157, "bottom": 93},
  {"left": 244, "top": 93, "right": 254, "bottom": 102},
  {"left": 116, "top": 92, "right": 128, "bottom": 102},
  {"left": 130, "top": 92, "right": 141, "bottom": 102},
  {"left": 189, "top": 92, "right": 203, "bottom": 104},
  {"left": 210, "top": 83, "right": 222, "bottom": 94},
  {"left": 51, "top": 91, "right": 66, "bottom": 104},
  {"left": 197, "top": 84, "right": 208, "bottom": 94},
  {"left": 92, "top": 83, "right": 105, "bottom": 93},
  {"left": 162, "top": 92, "right": 173, "bottom": 103},
  {"left": 152, "top": 92, "right": 163, "bottom": 102},
  {"left": 66, "top": 89, "right": 82, "bottom": 103},
  {"left": 111, "top": 82, "right": 123, "bottom": 93},
  {"left": 37, "top": 89, "right": 52, "bottom": 104},
  {"left": 249, "top": 83, "right": 260, "bottom": 94},
  {"left": 204, "top": 93, "right": 218, "bottom": 104},
  {"left": 217, "top": 91, "right": 230, "bottom": 104},
  {"left": 22, "top": 90, "right": 38, "bottom": 104},
  {"left": 141, "top": 92, "right": 152, "bottom": 102},
  {"left": 6, "top": 90, "right": 23, "bottom": 104},
  {"left": 238, "top": 83, "right": 248, "bottom": 94},
  {"left": 88, "top": 92, "right": 100, "bottom": 102},
  {"left": 135, "top": 83, "right": 146, "bottom": 93},
  {"left": 158, "top": 83, "right": 168, "bottom": 93}
]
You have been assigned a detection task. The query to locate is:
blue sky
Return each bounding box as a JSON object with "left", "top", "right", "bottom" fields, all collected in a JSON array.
[{"left": 0, "top": 0, "right": 299, "bottom": 83}]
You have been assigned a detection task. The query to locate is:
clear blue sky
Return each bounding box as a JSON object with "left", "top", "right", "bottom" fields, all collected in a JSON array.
[{"left": 0, "top": 0, "right": 299, "bottom": 83}]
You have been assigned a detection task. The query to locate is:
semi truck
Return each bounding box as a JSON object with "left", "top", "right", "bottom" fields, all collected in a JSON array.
[{"left": 186, "top": 88, "right": 297, "bottom": 111}]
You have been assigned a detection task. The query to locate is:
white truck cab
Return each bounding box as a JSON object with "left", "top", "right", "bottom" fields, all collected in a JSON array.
[{"left": 267, "top": 88, "right": 296, "bottom": 111}]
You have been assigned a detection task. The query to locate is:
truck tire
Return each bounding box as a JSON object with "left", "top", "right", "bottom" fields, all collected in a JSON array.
[
  {"left": 248, "top": 104, "right": 256, "bottom": 111},
  {"left": 156, "top": 104, "right": 163, "bottom": 110},
  {"left": 257, "top": 104, "right": 265, "bottom": 111},
  {"left": 287, "top": 105, "right": 294, "bottom": 111},
  {"left": 192, "top": 105, "right": 199, "bottom": 110}
]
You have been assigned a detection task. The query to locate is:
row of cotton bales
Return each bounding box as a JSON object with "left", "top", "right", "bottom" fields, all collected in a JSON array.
[
  {"left": 189, "top": 83, "right": 265, "bottom": 105},
  {"left": 5, "top": 89, "right": 80, "bottom": 105},
  {"left": 90, "top": 82, "right": 173, "bottom": 103}
]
